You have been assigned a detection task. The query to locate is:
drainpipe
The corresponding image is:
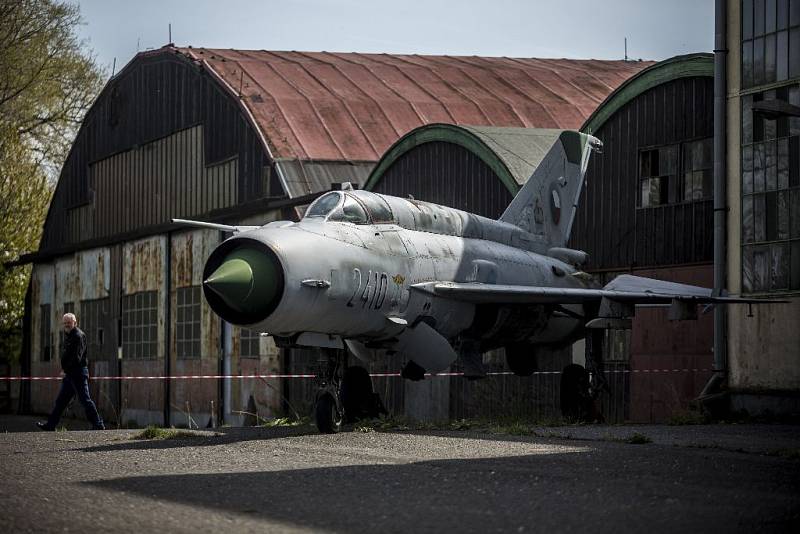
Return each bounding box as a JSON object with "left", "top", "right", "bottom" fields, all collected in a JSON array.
[
  {"left": 164, "top": 232, "right": 172, "bottom": 427},
  {"left": 705, "top": 0, "right": 728, "bottom": 398},
  {"left": 222, "top": 319, "right": 233, "bottom": 425},
  {"left": 219, "top": 229, "right": 233, "bottom": 425}
]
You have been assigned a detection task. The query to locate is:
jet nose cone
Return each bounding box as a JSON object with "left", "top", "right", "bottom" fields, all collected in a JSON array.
[
  {"left": 202, "top": 242, "right": 284, "bottom": 324},
  {"left": 204, "top": 258, "right": 255, "bottom": 307}
]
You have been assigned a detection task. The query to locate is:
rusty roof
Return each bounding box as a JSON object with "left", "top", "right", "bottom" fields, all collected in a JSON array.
[{"left": 172, "top": 47, "right": 651, "bottom": 163}]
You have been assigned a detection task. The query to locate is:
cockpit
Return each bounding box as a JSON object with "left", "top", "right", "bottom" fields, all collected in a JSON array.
[{"left": 303, "top": 191, "right": 394, "bottom": 224}]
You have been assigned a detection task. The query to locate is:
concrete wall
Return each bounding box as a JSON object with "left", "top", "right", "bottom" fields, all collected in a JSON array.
[{"left": 725, "top": 0, "right": 800, "bottom": 414}]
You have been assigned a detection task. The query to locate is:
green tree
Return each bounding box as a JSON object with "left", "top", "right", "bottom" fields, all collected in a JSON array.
[{"left": 0, "top": 0, "right": 104, "bottom": 362}]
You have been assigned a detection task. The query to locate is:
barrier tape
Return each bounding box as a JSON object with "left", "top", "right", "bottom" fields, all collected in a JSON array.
[{"left": 0, "top": 369, "right": 712, "bottom": 381}]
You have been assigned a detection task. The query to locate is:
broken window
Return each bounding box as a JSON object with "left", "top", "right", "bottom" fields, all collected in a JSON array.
[
  {"left": 741, "top": 84, "right": 800, "bottom": 293},
  {"left": 683, "top": 139, "right": 713, "bottom": 201},
  {"left": 638, "top": 145, "right": 677, "bottom": 207},
  {"left": 176, "top": 286, "right": 201, "bottom": 359}
]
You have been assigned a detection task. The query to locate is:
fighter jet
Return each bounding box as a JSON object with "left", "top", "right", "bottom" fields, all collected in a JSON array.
[{"left": 175, "top": 129, "right": 780, "bottom": 433}]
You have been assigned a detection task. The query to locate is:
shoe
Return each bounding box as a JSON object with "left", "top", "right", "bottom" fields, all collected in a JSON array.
[
  {"left": 36, "top": 422, "right": 55, "bottom": 431},
  {"left": 92, "top": 425, "right": 105, "bottom": 431}
]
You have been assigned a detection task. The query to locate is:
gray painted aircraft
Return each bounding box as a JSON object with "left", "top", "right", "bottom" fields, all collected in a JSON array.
[{"left": 175, "top": 130, "right": 778, "bottom": 433}]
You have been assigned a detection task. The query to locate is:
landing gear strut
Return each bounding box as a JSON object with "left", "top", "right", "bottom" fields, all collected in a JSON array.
[
  {"left": 560, "top": 330, "right": 608, "bottom": 422},
  {"left": 314, "top": 349, "right": 343, "bottom": 433},
  {"left": 313, "top": 349, "right": 387, "bottom": 433}
]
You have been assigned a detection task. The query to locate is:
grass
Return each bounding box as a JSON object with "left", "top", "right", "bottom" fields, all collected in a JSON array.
[
  {"left": 625, "top": 432, "right": 653, "bottom": 444},
  {"left": 349, "top": 415, "right": 571, "bottom": 436},
  {"left": 600, "top": 431, "right": 653, "bottom": 444},
  {"left": 132, "top": 425, "right": 205, "bottom": 440},
  {"left": 261, "top": 416, "right": 311, "bottom": 428}
]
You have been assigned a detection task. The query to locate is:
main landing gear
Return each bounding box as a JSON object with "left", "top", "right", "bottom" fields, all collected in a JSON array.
[
  {"left": 313, "top": 349, "right": 387, "bottom": 433},
  {"left": 560, "top": 329, "right": 608, "bottom": 422}
]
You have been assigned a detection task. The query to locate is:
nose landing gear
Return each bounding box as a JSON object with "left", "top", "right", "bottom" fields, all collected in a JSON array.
[{"left": 313, "top": 349, "right": 387, "bottom": 433}]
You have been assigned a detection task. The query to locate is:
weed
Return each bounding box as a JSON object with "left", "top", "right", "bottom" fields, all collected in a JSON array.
[
  {"left": 626, "top": 432, "right": 652, "bottom": 444},
  {"left": 132, "top": 425, "right": 204, "bottom": 440},
  {"left": 449, "top": 419, "right": 473, "bottom": 431},
  {"left": 261, "top": 416, "right": 310, "bottom": 428},
  {"left": 599, "top": 431, "right": 652, "bottom": 444},
  {"left": 502, "top": 422, "right": 538, "bottom": 436}
]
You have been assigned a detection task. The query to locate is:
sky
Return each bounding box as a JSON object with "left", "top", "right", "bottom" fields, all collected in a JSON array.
[{"left": 76, "top": 0, "right": 714, "bottom": 74}]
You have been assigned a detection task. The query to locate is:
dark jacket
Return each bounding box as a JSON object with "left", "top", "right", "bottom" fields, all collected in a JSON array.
[{"left": 60, "top": 327, "right": 88, "bottom": 372}]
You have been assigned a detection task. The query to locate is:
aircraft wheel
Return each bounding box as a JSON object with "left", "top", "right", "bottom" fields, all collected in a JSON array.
[
  {"left": 341, "top": 366, "right": 377, "bottom": 423},
  {"left": 505, "top": 344, "right": 537, "bottom": 376},
  {"left": 315, "top": 393, "right": 342, "bottom": 434},
  {"left": 560, "top": 364, "right": 592, "bottom": 421}
]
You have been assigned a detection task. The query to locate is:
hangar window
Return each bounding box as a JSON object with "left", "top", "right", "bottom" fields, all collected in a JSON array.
[
  {"left": 740, "top": 0, "right": 800, "bottom": 88},
  {"left": 639, "top": 145, "right": 678, "bottom": 207},
  {"left": 682, "top": 138, "right": 713, "bottom": 201},
  {"left": 240, "top": 328, "right": 261, "bottom": 358},
  {"left": 639, "top": 141, "right": 712, "bottom": 208},
  {"left": 740, "top": 85, "right": 800, "bottom": 293},
  {"left": 176, "top": 286, "right": 201, "bottom": 359},
  {"left": 40, "top": 304, "right": 52, "bottom": 362},
  {"left": 122, "top": 291, "right": 158, "bottom": 359}
]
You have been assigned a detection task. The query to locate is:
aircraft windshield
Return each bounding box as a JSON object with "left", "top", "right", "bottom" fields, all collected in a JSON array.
[
  {"left": 328, "top": 195, "right": 368, "bottom": 224},
  {"left": 304, "top": 192, "right": 342, "bottom": 219}
]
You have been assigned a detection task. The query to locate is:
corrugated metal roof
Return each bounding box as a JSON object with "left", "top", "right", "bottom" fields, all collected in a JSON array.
[
  {"left": 275, "top": 159, "right": 374, "bottom": 198},
  {"left": 461, "top": 126, "right": 565, "bottom": 187},
  {"left": 174, "top": 47, "right": 651, "bottom": 164}
]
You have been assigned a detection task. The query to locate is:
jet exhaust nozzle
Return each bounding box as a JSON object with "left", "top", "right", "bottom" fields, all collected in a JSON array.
[{"left": 202, "top": 240, "right": 284, "bottom": 325}]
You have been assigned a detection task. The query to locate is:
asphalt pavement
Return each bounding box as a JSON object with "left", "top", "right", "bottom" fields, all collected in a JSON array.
[{"left": 1, "top": 415, "right": 798, "bottom": 533}]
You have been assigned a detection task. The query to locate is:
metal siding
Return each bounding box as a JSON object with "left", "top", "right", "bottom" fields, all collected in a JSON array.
[
  {"left": 570, "top": 76, "right": 714, "bottom": 270},
  {"left": 371, "top": 141, "right": 512, "bottom": 218},
  {"left": 39, "top": 53, "right": 267, "bottom": 254}
]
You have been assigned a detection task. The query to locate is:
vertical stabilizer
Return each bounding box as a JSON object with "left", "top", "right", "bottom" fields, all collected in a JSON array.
[{"left": 499, "top": 131, "right": 601, "bottom": 248}]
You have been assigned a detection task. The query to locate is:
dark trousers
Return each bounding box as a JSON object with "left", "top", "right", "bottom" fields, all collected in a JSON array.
[{"left": 46, "top": 367, "right": 104, "bottom": 430}]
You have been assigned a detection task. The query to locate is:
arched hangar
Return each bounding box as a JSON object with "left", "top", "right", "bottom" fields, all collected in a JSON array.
[{"left": 15, "top": 46, "right": 650, "bottom": 425}]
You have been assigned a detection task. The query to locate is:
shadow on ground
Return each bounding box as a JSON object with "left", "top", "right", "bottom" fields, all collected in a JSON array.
[
  {"left": 78, "top": 425, "right": 318, "bottom": 452},
  {"left": 85, "top": 442, "right": 800, "bottom": 533}
]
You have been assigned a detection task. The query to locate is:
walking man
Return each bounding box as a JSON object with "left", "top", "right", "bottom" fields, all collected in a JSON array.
[{"left": 36, "top": 313, "right": 105, "bottom": 431}]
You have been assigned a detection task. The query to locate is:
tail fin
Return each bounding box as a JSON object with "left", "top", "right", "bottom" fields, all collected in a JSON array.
[{"left": 499, "top": 131, "right": 601, "bottom": 248}]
